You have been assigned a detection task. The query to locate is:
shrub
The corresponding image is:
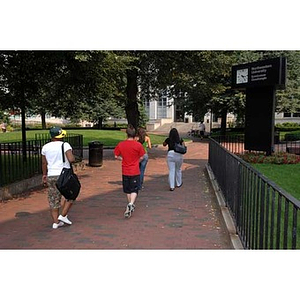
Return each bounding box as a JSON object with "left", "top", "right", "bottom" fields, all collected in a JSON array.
[
  {"left": 284, "top": 132, "right": 300, "bottom": 141},
  {"left": 276, "top": 122, "right": 300, "bottom": 132},
  {"left": 237, "top": 151, "right": 300, "bottom": 164}
]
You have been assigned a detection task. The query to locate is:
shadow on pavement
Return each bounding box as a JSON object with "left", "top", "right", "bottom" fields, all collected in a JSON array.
[{"left": 0, "top": 141, "right": 232, "bottom": 249}]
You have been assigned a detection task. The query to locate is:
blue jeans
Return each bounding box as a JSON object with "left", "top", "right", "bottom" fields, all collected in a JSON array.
[{"left": 139, "top": 153, "right": 148, "bottom": 189}]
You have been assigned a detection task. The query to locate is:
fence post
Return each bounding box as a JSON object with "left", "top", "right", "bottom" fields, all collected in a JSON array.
[
  {"left": 209, "top": 135, "right": 300, "bottom": 249},
  {"left": 0, "top": 143, "right": 2, "bottom": 187}
]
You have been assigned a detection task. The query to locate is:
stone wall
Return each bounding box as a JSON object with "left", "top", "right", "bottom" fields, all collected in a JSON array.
[{"left": 0, "top": 175, "right": 42, "bottom": 201}]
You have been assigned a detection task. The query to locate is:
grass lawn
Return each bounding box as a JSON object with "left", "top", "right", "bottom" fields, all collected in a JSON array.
[
  {"left": 253, "top": 163, "right": 300, "bottom": 200},
  {"left": 0, "top": 129, "right": 169, "bottom": 147}
]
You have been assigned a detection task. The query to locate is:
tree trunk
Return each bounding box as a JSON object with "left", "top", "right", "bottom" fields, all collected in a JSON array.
[
  {"left": 20, "top": 53, "right": 27, "bottom": 162},
  {"left": 21, "top": 102, "right": 27, "bottom": 162},
  {"left": 41, "top": 111, "right": 46, "bottom": 129},
  {"left": 97, "top": 117, "right": 103, "bottom": 129},
  {"left": 125, "top": 68, "right": 139, "bottom": 129},
  {"left": 220, "top": 107, "right": 227, "bottom": 136}
]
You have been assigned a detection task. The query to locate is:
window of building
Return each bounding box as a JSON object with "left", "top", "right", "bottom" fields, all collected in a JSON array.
[
  {"left": 212, "top": 114, "right": 219, "bottom": 122},
  {"left": 144, "top": 99, "right": 150, "bottom": 116},
  {"left": 157, "top": 95, "right": 167, "bottom": 118},
  {"left": 283, "top": 112, "right": 300, "bottom": 118}
]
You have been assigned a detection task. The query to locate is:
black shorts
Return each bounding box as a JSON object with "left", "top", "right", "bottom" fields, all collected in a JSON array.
[{"left": 122, "top": 175, "right": 140, "bottom": 194}]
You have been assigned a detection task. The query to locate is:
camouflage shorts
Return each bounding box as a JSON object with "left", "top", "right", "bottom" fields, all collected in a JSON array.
[{"left": 47, "top": 176, "right": 75, "bottom": 209}]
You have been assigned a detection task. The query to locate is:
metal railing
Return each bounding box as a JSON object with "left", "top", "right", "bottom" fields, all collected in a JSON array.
[
  {"left": 212, "top": 134, "right": 300, "bottom": 155},
  {"left": 208, "top": 137, "right": 300, "bottom": 249},
  {"left": 0, "top": 134, "right": 83, "bottom": 187}
]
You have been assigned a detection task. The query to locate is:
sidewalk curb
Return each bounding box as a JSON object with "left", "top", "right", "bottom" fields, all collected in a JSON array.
[{"left": 205, "top": 163, "right": 244, "bottom": 250}]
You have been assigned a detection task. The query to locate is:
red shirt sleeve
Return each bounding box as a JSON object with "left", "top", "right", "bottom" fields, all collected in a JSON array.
[{"left": 114, "top": 143, "right": 120, "bottom": 156}]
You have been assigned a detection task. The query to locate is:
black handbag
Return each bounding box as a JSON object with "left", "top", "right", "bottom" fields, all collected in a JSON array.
[
  {"left": 56, "top": 143, "right": 81, "bottom": 200},
  {"left": 174, "top": 142, "right": 187, "bottom": 154}
]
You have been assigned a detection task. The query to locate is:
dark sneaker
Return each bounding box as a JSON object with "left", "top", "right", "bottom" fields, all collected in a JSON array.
[
  {"left": 131, "top": 204, "right": 135, "bottom": 212},
  {"left": 124, "top": 203, "right": 135, "bottom": 218}
]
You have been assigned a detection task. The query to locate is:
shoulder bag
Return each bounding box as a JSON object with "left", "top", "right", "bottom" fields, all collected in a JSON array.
[
  {"left": 174, "top": 142, "right": 187, "bottom": 154},
  {"left": 56, "top": 142, "right": 81, "bottom": 200}
]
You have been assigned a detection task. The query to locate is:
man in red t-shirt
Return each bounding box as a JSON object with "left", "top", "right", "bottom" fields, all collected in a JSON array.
[{"left": 114, "top": 124, "right": 146, "bottom": 218}]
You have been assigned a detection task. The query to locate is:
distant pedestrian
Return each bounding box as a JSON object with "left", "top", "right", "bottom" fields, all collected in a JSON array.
[
  {"left": 163, "top": 128, "right": 185, "bottom": 191},
  {"left": 136, "top": 127, "right": 152, "bottom": 190},
  {"left": 1, "top": 123, "right": 7, "bottom": 133},
  {"left": 41, "top": 127, "right": 76, "bottom": 229},
  {"left": 114, "top": 124, "right": 146, "bottom": 218},
  {"left": 199, "top": 121, "right": 206, "bottom": 140}
]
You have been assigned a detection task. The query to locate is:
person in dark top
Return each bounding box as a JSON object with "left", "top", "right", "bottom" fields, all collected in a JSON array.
[{"left": 163, "top": 128, "right": 185, "bottom": 191}]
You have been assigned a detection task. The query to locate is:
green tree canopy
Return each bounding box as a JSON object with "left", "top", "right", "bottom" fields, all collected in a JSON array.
[{"left": 2, "top": 50, "right": 300, "bottom": 134}]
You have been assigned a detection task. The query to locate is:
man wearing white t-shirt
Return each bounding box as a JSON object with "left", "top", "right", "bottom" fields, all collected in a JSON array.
[{"left": 42, "top": 127, "right": 75, "bottom": 229}]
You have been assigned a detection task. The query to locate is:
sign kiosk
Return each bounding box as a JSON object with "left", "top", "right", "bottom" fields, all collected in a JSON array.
[{"left": 232, "top": 57, "right": 286, "bottom": 155}]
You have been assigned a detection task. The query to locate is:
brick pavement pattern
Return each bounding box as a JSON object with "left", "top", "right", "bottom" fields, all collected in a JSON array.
[{"left": 0, "top": 140, "right": 232, "bottom": 249}]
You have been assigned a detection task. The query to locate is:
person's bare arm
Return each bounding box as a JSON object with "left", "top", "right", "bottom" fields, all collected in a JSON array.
[
  {"left": 146, "top": 136, "right": 152, "bottom": 149},
  {"left": 139, "top": 154, "right": 146, "bottom": 162},
  {"left": 66, "top": 149, "right": 75, "bottom": 164},
  {"left": 42, "top": 155, "right": 48, "bottom": 184}
]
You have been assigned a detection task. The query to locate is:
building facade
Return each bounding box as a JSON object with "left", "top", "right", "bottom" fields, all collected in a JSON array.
[{"left": 145, "top": 93, "right": 193, "bottom": 131}]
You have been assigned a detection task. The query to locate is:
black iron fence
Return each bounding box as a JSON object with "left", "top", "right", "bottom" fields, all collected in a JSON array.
[
  {"left": 0, "top": 134, "right": 83, "bottom": 187},
  {"left": 208, "top": 137, "right": 300, "bottom": 249},
  {"left": 212, "top": 134, "right": 300, "bottom": 155}
]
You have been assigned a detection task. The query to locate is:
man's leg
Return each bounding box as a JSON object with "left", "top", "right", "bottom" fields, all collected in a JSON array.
[
  {"left": 48, "top": 176, "right": 64, "bottom": 228},
  {"left": 58, "top": 200, "right": 73, "bottom": 225},
  {"left": 129, "top": 192, "right": 138, "bottom": 205},
  {"left": 51, "top": 208, "right": 59, "bottom": 223},
  {"left": 126, "top": 193, "right": 131, "bottom": 203},
  {"left": 125, "top": 192, "right": 137, "bottom": 218},
  {"left": 61, "top": 201, "right": 73, "bottom": 217},
  {"left": 124, "top": 176, "right": 139, "bottom": 218}
]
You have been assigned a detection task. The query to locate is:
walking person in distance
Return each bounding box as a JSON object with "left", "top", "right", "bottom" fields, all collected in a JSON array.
[
  {"left": 114, "top": 124, "right": 146, "bottom": 218},
  {"left": 199, "top": 121, "right": 206, "bottom": 140},
  {"left": 41, "top": 127, "right": 76, "bottom": 229},
  {"left": 163, "top": 128, "right": 185, "bottom": 191}
]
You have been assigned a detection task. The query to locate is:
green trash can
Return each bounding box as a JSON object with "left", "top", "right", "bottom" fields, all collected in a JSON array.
[{"left": 88, "top": 141, "right": 103, "bottom": 167}]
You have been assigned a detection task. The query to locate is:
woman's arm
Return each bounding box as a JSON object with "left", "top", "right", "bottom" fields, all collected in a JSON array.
[{"left": 146, "top": 136, "right": 152, "bottom": 149}]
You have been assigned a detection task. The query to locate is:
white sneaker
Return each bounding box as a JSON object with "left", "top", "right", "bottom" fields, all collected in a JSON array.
[
  {"left": 58, "top": 214, "right": 72, "bottom": 225},
  {"left": 52, "top": 221, "right": 64, "bottom": 229}
]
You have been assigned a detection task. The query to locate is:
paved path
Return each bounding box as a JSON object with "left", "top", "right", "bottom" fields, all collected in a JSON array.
[{"left": 0, "top": 140, "right": 232, "bottom": 249}]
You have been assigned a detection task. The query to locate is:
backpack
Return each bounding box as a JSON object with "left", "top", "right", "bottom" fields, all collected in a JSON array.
[{"left": 56, "top": 143, "right": 81, "bottom": 200}]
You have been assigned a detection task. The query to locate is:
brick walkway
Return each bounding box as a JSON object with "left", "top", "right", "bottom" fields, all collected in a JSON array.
[{"left": 0, "top": 140, "right": 232, "bottom": 249}]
